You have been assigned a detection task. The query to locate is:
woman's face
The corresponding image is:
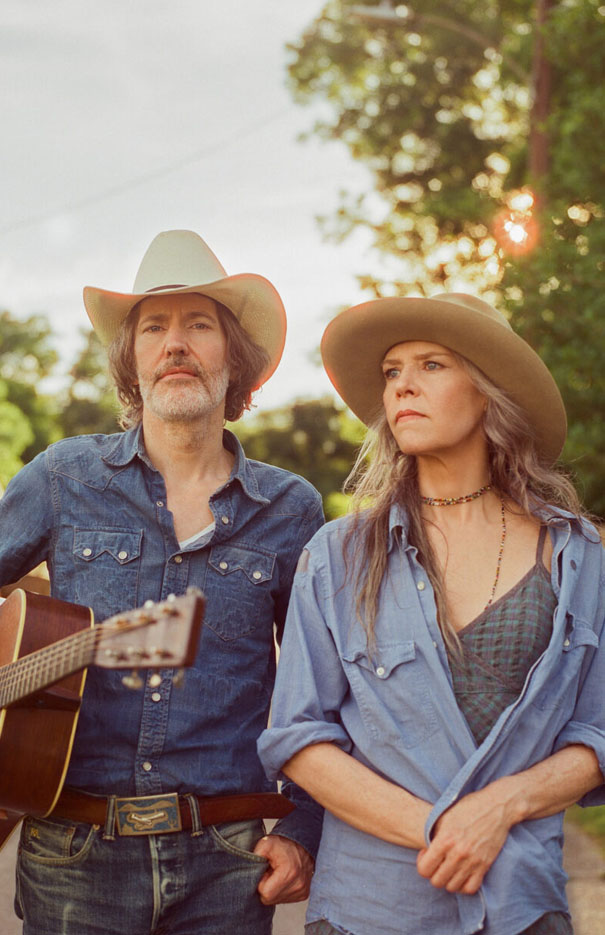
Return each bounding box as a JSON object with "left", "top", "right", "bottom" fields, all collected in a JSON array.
[{"left": 382, "top": 341, "right": 488, "bottom": 460}]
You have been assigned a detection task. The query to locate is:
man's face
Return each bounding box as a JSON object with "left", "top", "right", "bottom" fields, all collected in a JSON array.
[{"left": 133, "top": 293, "right": 229, "bottom": 423}]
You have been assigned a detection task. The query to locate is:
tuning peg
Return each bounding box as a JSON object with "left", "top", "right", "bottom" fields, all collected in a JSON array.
[
  {"left": 122, "top": 670, "right": 144, "bottom": 690},
  {"left": 173, "top": 669, "right": 185, "bottom": 687}
]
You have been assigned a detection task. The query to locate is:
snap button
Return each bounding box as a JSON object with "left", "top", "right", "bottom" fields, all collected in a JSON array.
[
  {"left": 118, "top": 550, "right": 128, "bottom": 560},
  {"left": 252, "top": 571, "right": 262, "bottom": 580},
  {"left": 221, "top": 515, "right": 229, "bottom": 525},
  {"left": 174, "top": 555, "right": 183, "bottom": 564},
  {"left": 376, "top": 665, "right": 386, "bottom": 677},
  {"left": 433, "top": 641, "right": 438, "bottom": 648},
  {"left": 142, "top": 761, "right": 152, "bottom": 772},
  {"left": 417, "top": 581, "right": 426, "bottom": 591},
  {"left": 156, "top": 500, "right": 164, "bottom": 508},
  {"left": 149, "top": 674, "right": 162, "bottom": 687},
  {"left": 563, "top": 638, "right": 570, "bottom": 647},
  {"left": 82, "top": 548, "right": 92, "bottom": 557},
  {"left": 219, "top": 561, "right": 228, "bottom": 570},
  {"left": 151, "top": 692, "right": 161, "bottom": 702}
]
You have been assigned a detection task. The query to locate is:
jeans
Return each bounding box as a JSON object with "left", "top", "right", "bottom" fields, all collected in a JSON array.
[{"left": 16, "top": 815, "right": 273, "bottom": 935}]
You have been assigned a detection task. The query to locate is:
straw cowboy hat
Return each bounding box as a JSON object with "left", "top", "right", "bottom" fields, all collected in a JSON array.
[
  {"left": 84, "top": 229, "right": 286, "bottom": 386},
  {"left": 321, "top": 293, "right": 567, "bottom": 463}
]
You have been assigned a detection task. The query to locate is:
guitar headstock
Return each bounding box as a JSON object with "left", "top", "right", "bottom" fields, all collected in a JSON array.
[{"left": 93, "top": 587, "right": 205, "bottom": 670}]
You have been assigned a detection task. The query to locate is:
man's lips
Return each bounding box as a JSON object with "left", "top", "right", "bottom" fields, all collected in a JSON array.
[{"left": 156, "top": 367, "right": 198, "bottom": 380}]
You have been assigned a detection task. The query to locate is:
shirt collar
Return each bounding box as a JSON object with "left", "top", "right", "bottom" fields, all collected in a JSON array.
[
  {"left": 101, "top": 424, "right": 269, "bottom": 505},
  {"left": 387, "top": 501, "right": 410, "bottom": 553}
]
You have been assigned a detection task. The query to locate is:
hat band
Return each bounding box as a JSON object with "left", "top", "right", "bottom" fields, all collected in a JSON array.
[{"left": 144, "top": 283, "right": 188, "bottom": 293}]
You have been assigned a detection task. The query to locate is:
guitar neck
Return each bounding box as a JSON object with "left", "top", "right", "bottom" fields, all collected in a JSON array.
[{"left": 0, "top": 628, "right": 99, "bottom": 708}]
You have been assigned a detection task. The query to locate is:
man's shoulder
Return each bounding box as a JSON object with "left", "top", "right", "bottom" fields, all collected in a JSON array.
[
  {"left": 46, "top": 432, "right": 123, "bottom": 461},
  {"left": 244, "top": 457, "right": 322, "bottom": 510}
]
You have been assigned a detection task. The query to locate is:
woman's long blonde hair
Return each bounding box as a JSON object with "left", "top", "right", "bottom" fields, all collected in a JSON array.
[{"left": 344, "top": 353, "right": 584, "bottom": 654}]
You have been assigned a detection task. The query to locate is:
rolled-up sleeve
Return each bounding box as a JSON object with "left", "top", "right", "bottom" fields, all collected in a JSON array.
[{"left": 258, "top": 543, "right": 352, "bottom": 782}]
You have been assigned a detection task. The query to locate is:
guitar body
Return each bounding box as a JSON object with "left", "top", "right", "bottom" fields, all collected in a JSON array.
[{"left": 0, "top": 590, "right": 93, "bottom": 845}]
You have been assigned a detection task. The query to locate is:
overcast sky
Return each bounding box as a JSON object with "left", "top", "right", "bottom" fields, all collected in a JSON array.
[{"left": 0, "top": 0, "right": 385, "bottom": 412}]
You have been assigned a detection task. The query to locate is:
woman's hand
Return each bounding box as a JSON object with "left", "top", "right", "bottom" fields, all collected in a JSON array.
[
  {"left": 416, "top": 743, "right": 603, "bottom": 894},
  {"left": 416, "top": 783, "right": 516, "bottom": 894}
]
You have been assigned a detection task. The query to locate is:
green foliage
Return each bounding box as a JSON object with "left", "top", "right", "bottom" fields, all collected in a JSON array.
[
  {"left": 0, "top": 309, "right": 61, "bottom": 468},
  {"left": 289, "top": 0, "right": 605, "bottom": 515},
  {"left": 0, "top": 381, "right": 34, "bottom": 487},
  {"left": 567, "top": 804, "right": 605, "bottom": 854},
  {"left": 233, "top": 397, "right": 365, "bottom": 512},
  {"left": 58, "top": 330, "right": 121, "bottom": 438}
]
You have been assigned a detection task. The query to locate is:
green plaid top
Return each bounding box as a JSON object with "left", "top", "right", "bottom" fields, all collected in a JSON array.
[
  {"left": 447, "top": 527, "right": 572, "bottom": 935},
  {"left": 448, "top": 526, "right": 557, "bottom": 747}
]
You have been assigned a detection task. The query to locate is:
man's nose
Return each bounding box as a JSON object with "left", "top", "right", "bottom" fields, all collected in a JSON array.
[{"left": 164, "top": 325, "right": 189, "bottom": 355}]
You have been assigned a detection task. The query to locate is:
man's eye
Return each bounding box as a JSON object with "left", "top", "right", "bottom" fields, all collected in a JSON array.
[
  {"left": 425, "top": 360, "right": 442, "bottom": 371},
  {"left": 383, "top": 368, "right": 399, "bottom": 380}
]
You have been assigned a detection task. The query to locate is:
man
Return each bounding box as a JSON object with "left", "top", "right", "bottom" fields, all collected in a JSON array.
[{"left": 0, "top": 230, "right": 324, "bottom": 934}]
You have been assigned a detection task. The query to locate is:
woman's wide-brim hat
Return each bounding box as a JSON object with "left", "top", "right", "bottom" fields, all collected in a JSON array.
[
  {"left": 321, "top": 293, "right": 567, "bottom": 463},
  {"left": 83, "top": 229, "right": 286, "bottom": 387}
]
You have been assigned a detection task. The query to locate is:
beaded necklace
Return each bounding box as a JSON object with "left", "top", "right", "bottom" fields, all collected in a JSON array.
[
  {"left": 420, "top": 486, "right": 506, "bottom": 609},
  {"left": 420, "top": 484, "right": 491, "bottom": 506}
]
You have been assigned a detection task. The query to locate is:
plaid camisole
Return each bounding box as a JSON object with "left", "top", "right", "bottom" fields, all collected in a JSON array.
[{"left": 448, "top": 526, "right": 573, "bottom": 935}]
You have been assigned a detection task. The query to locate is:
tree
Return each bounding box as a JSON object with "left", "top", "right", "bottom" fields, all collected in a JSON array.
[
  {"left": 288, "top": 0, "right": 605, "bottom": 514},
  {"left": 58, "top": 330, "right": 121, "bottom": 438},
  {"left": 233, "top": 398, "right": 365, "bottom": 518},
  {"left": 0, "top": 310, "right": 60, "bottom": 467}
]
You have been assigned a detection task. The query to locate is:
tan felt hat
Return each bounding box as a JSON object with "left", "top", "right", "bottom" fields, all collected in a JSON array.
[
  {"left": 321, "top": 292, "right": 566, "bottom": 463},
  {"left": 84, "top": 229, "right": 286, "bottom": 386}
]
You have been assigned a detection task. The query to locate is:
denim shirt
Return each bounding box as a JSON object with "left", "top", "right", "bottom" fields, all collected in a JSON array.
[
  {"left": 258, "top": 505, "right": 605, "bottom": 935},
  {"left": 0, "top": 426, "right": 324, "bottom": 855}
]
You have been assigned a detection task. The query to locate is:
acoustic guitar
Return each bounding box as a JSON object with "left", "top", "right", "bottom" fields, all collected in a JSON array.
[{"left": 0, "top": 586, "right": 205, "bottom": 848}]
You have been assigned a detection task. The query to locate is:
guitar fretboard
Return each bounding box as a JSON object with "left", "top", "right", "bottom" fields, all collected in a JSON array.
[{"left": 0, "top": 628, "right": 101, "bottom": 708}]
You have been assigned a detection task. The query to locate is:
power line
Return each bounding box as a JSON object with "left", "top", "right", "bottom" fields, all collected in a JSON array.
[{"left": 0, "top": 106, "right": 291, "bottom": 237}]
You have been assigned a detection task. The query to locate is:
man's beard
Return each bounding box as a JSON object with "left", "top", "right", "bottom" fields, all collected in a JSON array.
[{"left": 138, "top": 356, "right": 230, "bottom": 423}]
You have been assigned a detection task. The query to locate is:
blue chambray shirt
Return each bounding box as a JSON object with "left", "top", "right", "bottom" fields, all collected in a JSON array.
[
  {"left": 258, "top": 504, "right": 605, "bottom": 935},
  {"left": 0, "top": 426, "right": 324, "bottom": 855}
]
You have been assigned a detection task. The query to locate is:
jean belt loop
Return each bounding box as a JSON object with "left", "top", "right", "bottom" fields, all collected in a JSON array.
[
  {"left": 183, "top": 794, "right": 204, "bottom": 837},
  {"left": 102, "top": 795, "right": 118, "bottom": 840}
]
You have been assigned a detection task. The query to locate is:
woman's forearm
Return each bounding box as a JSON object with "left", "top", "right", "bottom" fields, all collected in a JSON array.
[
  {"left": 283, "top": 742, "right": 432, "bottom": 850},
  {"left": 493, "top": 743, "right": 603, "bottom": 823}
]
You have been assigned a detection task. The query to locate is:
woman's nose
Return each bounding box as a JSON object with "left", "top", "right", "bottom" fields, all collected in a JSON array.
[{"left": 395, "top": 368, "right": 419, "bottom": 397}]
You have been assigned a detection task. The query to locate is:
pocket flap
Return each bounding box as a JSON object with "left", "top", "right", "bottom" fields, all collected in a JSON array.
[
  {"left": 208, "top": 545, "right": 275, "bottom": 584},
  {"left": 73, "top": 528, "right": 143, "bottom": 565},
  {"left": 342, "top": 640, "right": 417, "bottom": 678}
]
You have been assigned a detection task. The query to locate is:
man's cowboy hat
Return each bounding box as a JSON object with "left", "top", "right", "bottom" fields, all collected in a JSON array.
[
  {"left": 321, "top": 293, "right": 567, "bottom": 463},
  {"left": 84, "top": 229, "right": 286, "bottom": 386}
]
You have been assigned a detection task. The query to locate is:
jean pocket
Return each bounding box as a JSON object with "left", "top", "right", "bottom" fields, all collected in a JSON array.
[
  {"left": 342, "top": 640, "right": 439, "bottom": 748},
  {"left": 71, "top": 527, "right": 143, "bottom": 622},
  {"left": 205, "top": 544, "right": 276, "bottom": 641},
  {"left": 19, "top": 816, "right": 97, "bottom": 866},
  {"left": 209, "top": 819, "right": 268, "bottom": 863}
]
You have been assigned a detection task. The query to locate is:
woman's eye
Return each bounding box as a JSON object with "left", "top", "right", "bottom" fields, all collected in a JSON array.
[
  {"left": 383, "top": 368, "right": 399, "bottom": 381},
  {"left": 424, "top": 360, "right": 442, "bottom": 371}
]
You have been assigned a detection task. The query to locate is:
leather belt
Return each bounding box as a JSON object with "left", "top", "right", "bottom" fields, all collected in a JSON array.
[{"left": 51, "top": 788, "right": 295, "bottom": 836}]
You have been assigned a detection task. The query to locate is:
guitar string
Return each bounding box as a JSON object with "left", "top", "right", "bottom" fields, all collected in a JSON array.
[{"left": 0, "top": 620, "right": 161, "bottom": 703}]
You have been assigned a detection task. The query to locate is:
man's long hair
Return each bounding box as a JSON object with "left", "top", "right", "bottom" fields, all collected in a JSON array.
[
  {"left": 107, "top": 299, "right": 270, "bottom": 428},
  {"left": 343, "top": 352, "right": 584, "bottom": 655}
]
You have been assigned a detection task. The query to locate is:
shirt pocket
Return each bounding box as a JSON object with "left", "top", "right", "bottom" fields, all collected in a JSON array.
[
  {"left": 71, "top": 528, "right": 143, "bottom": 623},
  {"left": 341, "top": 640, "right": 439, "bottom": 749},
  {"left": 532, "top": 614, "right": 599, "bottom": 711},
  {"left": 205, "top": 544, "right": 276, "bottom": 641}
]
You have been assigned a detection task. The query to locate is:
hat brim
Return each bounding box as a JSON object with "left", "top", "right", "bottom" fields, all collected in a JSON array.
[
  {"left": 83, "top": 273, "right": 286, "bottom": 387},
  {"left": 320, "top": 296, "right": 566, "bottom": 464}
]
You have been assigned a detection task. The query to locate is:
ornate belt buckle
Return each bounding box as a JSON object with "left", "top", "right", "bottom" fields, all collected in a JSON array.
[{"left": 115, "top": 793, "right": 182, "bottom": 836}]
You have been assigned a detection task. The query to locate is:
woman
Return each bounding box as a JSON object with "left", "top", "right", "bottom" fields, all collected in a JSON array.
[{"left": 258, "top": 294, "right": 605, "bottom": 935}]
